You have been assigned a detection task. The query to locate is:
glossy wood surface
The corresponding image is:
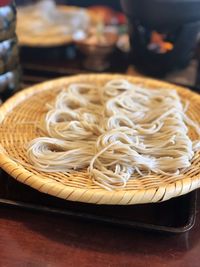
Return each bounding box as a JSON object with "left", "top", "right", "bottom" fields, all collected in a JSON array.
[{"left": 0, "top": 192, "right": 199, "bottom": 267}]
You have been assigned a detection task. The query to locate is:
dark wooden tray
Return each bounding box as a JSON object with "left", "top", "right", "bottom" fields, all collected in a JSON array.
[
  {"left": 0, "top": 170, "right": 197, "bottom": 234},
  {"left": 1, "top": 45, "right": 196, "bottom": 234}
]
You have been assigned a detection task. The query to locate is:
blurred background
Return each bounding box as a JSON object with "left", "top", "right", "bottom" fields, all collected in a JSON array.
[
  {"left": 1, "top": 0, "right": 200, "bottom": 100},
  {"left": 16, "top": 0, "right": 122, "bottom": 10}
]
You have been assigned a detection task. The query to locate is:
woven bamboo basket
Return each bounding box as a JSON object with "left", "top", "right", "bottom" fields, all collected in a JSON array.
[{"left": 0, "top": 74, "right": 200, "bottom": 205}]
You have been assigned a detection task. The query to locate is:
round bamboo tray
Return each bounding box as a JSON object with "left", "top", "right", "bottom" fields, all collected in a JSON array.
[
  {"left": 0, "top": 74, "right": 200, "bottom": 205},
  {"left": 17, "top": 6, "right": 90, "bottom": 47}
]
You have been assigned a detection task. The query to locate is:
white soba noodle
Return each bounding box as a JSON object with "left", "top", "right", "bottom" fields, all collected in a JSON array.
[{"left": 26, "top": 79, "right": 200, "bottom": 190}]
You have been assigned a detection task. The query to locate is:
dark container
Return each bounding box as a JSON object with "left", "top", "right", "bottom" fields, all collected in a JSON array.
[
  {"left": 0, "top": 1, "right": 20, "bottom": 100},
  {"left": 0, "top": 68, "right": 21, "bottom": 101},
  {"left": 121, "top": 0, "right": 200, "bottom": 77},
  {"left": 0, "top": 2, "right": 16, "bottom": 42},
  {"left": 0, "top": 37, "right": 19, "bottom": 74}
]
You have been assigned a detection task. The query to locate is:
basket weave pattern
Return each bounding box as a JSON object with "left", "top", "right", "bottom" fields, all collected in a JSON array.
[{"left": 0, "top": 74, "right": 200, "bottom": 205}]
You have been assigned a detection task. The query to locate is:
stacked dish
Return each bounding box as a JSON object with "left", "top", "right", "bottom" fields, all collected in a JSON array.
[{"left": 0, "top": 2, "right": 20, "bottom": 101}]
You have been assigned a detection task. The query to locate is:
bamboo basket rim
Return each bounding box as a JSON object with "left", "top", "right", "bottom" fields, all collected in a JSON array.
[{"left": 0, "top": 74, "right": 200, "bottom": 205}]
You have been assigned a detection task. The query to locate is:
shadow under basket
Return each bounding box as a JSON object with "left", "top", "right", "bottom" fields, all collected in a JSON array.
[{"left": 127, "top": 20, "right": 200, "bottom": 77}]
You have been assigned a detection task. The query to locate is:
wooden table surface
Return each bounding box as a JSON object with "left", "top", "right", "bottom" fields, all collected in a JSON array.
[{"left": 0, "top": 192, "right": 199, "bottom": 267}]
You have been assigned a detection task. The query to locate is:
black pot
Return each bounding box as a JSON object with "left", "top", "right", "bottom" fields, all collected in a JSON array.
[
  {"left": 121, "top": 0, "right": 200, "bottom": 76},
  {"left": 121, "top": 0, "right": 200, "bottom": 30}
]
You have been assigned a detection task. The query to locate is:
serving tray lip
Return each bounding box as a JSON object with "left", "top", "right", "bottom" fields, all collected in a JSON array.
[
  {"left": 0, "top": 177, "right": 196, "bottom": 234},
  {"left": 0, "top": 74, "right": 200, "bottom": 205}
]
